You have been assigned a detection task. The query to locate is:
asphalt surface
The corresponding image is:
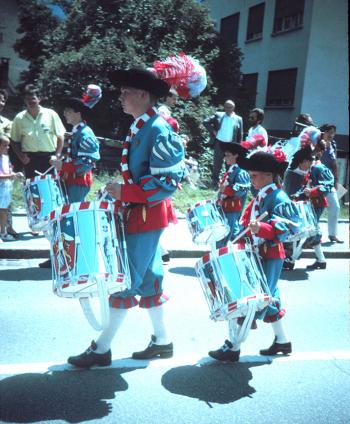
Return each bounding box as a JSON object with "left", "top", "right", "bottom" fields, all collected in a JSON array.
[{"left": 0, "top": 257, "right": 349, "bottom": 424}]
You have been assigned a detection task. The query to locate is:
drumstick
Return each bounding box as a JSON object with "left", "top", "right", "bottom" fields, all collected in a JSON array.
[
  {"left": 42, "top": 165, "right": 55, "bottom": 176},
  {"left": 231, "top": 211, "right": 269, "bottom": 244},
  {"left": 42, "top": 156, "right": 66, "bottom": 176},
  {"left": 99, "top": 190, "right": 109, "bottom": 201}
]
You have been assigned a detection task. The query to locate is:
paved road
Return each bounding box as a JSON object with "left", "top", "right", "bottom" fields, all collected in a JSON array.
[{"left": 0, "top": 257, "right": 349, "bottom": 424}]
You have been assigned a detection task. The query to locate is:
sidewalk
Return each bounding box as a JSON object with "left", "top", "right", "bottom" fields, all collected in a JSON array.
[{"left": 0, "top": 209, "right": 349, "bottom": 260}]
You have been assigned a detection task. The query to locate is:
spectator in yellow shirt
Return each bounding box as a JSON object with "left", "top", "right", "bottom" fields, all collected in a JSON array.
[{"left": 10, "top": 84, "right": 65, "bottom": 178}]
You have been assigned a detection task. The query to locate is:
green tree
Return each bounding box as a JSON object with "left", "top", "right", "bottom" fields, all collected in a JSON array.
[
  {"left": 15, "top": 0, "right": 243, "bottom": 173},
  {"left": 14, "top": 0, "right": 61, "bottom": 86}
]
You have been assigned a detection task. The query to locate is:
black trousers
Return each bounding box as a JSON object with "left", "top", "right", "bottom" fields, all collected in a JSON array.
[{"left": 23, "top": 152, "right": 56, "bottom": 178}]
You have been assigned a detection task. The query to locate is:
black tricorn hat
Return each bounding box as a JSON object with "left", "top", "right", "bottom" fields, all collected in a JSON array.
[
  {"left": 62, "top": 97, "right": 89, "bottom": 113},
  {"left": 219, "top": 141, "right": 247, "bottom": 157},
  {"left": 238, "top": 151, "right": 288, "bottom": 176},
  {"left": 290, "top": 145, "right": 314, "bottom": 170},
  {"left": 109, "top": 68, "right": 170, "bottom": 98}
]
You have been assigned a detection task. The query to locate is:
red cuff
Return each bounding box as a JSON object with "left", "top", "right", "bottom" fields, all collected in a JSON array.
[
  {"left": 309, "top": 187, "right": 321, "bottom": 198},
  {"left": 121, "top": 184, "right": 148, "bottom": 203},
  {"left": 256, "top": 222, "right": 275, "bottom": 240},
  {"left": 61, "top": 162, "right": 77, "bottom": 174},
  {"left": 223, "top": 187, "right": 235, "bottom": 197}
]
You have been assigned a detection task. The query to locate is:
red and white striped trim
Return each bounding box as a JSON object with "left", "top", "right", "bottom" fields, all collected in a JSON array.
[
  {"left": 25, "top": 174, "right": 56, "bottom": 184},
  {"left": 121, "top": 107, "right": 157, "bottom": 185},
  {"left": 49, "top": 200, "right": 112, "bottom": 220},
  {"left": 187, "top": 199, "right": 215, "bottom": 213}
]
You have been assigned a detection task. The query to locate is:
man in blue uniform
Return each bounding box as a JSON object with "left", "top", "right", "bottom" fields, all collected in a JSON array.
[{"left": 67, "top": 69, "right": 184, "bottom": 368}]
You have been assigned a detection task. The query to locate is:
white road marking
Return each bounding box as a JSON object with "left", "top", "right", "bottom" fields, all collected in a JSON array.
[{"left": 0, "top": 350, "right": 349, "bottom": 376}]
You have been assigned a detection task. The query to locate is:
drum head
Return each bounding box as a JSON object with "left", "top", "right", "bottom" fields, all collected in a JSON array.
[{"left": 194, "top": 224, "right": 229, "bottom": 244}]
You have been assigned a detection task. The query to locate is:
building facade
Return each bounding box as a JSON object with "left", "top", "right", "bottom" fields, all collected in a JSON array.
[
  {"left": 204, "top": 0, "right": 348, "bottom": 147},
  {"left": 0, "top": 0, "right": 28, "bottom": 93},
  {"left": 204, "top": 0, "right": 348, "bottom": 196}
]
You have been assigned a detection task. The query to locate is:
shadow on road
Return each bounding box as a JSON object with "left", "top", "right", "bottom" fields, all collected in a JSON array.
[
  {"left": 167, "top": 266, "right": 197, "bottom": 277},
  {"left": 161, "top": 360, "right": 268, "bottom": 406},
  {"left": 0, "top": 267, "right": 51, "bottom": 281},
  {"left": 0, "top": 368, "right": 135, "bottom": 423},
  {"left": 280, "top": 268, "right": 309, "bottom": 282}
]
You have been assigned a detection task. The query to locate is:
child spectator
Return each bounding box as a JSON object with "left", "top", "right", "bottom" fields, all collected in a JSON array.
[{"left": 0, "top": 135, "right": 23, "bottom": 241}]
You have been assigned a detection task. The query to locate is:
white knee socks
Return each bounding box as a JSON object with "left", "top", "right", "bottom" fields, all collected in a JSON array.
[
  {"left": 147, "top": 304, "right": 170, "bottom": 345},
  {"left": 271, "top": 319, "right": 289, "bottom": 344},
  {"left": 313, "top": 244, "right": 326, "bottom": 262},
  {"left": 228, "top": 319, "right": 242, "bottom": 351},
  {"left": 95, "top": 308, "right": 128, "bottom": 353}
]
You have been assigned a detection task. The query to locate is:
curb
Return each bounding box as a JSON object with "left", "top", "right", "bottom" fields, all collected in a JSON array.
[{"left": 0, "top": 248, "right": 349, "bottom": 260}]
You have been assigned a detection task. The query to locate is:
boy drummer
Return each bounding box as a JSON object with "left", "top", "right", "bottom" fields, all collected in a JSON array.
[
  {"left": 216, "top": 142, "right": 250, "bottom": 247},
  {"left": 209, "top": 149, "right": 299, "bottom": 362}
]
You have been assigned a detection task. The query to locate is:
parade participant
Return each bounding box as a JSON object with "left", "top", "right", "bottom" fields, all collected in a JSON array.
[
  {"left": 216, "top": 142, "right": 250, "bottom": 247},
  {"left": 209, "top": 149, "right": 298, "bottom": 362},
  {"left": 67, "top": 56, "right": 205, "bottom": 368},
  {"left": 282, "top": 113, "right": 316, "bottom": 197},
  {"left": 292, "top": 144, "right": 334, "bottom": 270},
  {"left": 10, "top": 84, "right": 65, "bottom": 178},
  {"left": 203, "top": 100, "right": 243, "bottom": 187},
  {"left": 0, "top": 135, "right": 23, "bottom": 242},
  {"left": 158, "top": 88, "right": 178, "bottom": 118},
  {"left": 50, "top": 85, "right": 101, "bottom": 202}
]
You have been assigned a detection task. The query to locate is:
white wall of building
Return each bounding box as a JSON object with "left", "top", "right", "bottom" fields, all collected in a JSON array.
[
  {"left": 0, "top": 0, "right": 28, "bottom": 90},
  {"left": 301, "top": 0, "right": 349, "bottom": 134},
  {"left": 204, "top": 0, "right": 348, "bottom": 141}
]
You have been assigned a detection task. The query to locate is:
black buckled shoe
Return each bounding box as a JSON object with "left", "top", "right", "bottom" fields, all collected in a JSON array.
[
  {"left": 306, "top": 261, "right": 327, "bottom": 270},
  {"left": 132, "top": 335, "right": 173, "bottom": 360},
  {"left": 260, "top": 338, "right": 292, "bottom": 356},
  {"left": 67, "top": 340, "right": 112, "bottom": 368},
  {"left": 282, "top": 259, "right": 295, "bottom": 270},
  {"left": 329, "top": 236, "right": 344, "bottom": 244},
  {"left": 208, "top": 340, "right": 240, "bottom": 362}
]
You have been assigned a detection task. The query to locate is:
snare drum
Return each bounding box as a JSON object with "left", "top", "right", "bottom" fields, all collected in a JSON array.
[
  {"left": 48, "top": 201, "right": 130, "bottom": 330},
  {"left": 23, "top": 174, "right": 64, "bottom": 231},
  {"left": 286, "top": 200, "right": 318, "bottom": 241},
  {"left": 186, "top": 200, "right": 229, "bottom": 244},
  {"left": 195, "top": 243, "right": 271, "bottom": 321}
]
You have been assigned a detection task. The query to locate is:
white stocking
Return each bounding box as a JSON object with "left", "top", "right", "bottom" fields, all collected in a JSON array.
[
  {"left": 147, "top": 304, "right": 170, "bottom": 345},
  {"left": 313, "top": 244, "right": 326, "bottom": 262},
  {"left": 95, "top": 308, "right": 128, "bottom": 353},
  {"left": 271, "top": 319, "right": 289, "bottom": 344},
  {"left": 228, "top": 319, "right": 242, "bottom": 351}
]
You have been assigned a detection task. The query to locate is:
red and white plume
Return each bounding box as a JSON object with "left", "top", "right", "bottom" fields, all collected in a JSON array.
[{"left": 150, "top": 53, "right": 207, "bottom": 99}]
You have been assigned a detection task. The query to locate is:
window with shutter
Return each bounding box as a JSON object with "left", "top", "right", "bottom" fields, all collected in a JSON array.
[
  {"left": 265, "top": 68, "right": 297, "bottom": 107},
  {"left": 246, "top": 3, "right": 265, "bottom": 41}
]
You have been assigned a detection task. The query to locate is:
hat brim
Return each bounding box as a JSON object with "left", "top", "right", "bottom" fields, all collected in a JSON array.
[
  {"left": 62, "top": 97, "right": 89, "bottom": 113},
  {"left": 290, "top": 146, "right": 314, "bottom": 169},
  {"left": 109, "top": 69, "right": 170, "bottom": 98},
  {"left": 238, "top": 152, "right": 288, "bottom": 176},
  {"left": 219, "top": 142, "right": 247, "bottom": 157}
]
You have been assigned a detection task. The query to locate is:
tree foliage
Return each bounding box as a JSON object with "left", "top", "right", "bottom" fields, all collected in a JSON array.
[{"left": 15, "top": 0, "right": 244, "bottom": 159}]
